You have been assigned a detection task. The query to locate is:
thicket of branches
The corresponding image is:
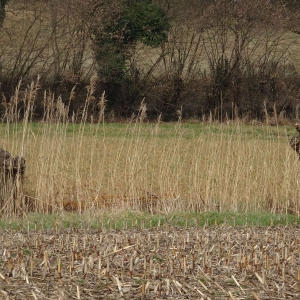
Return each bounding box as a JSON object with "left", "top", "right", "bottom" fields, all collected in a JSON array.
[{"left": 0, "top": 0, "right": 300, "bottom": 122}]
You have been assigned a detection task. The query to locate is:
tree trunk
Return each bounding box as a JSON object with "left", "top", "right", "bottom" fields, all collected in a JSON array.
[{"left": 0, "top": 148, "right": 26, "bottom": 215}]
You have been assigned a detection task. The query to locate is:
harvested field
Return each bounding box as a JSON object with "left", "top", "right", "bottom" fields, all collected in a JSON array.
[{"left": 0, "top": 225, "right": 300, "bottom": 299}]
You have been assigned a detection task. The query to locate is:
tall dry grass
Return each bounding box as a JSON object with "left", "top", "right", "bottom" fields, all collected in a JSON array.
[{"left": 0, "top": 78, "right": 299, "bottom": 216}]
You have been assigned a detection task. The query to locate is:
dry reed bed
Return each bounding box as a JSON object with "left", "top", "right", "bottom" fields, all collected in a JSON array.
[
  {"left": 0, "top": 120, "right": 299, "bottom": 214},
  {"left": 0, "top": 78, "right": 299, "bottom": 214},
  {"left": 0, "top": 224, "right": 300, "bottom": 299}
]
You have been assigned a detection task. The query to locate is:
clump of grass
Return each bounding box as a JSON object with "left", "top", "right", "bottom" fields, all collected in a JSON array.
[{"left": 0, "top": 78, "right": 299, "bottom": 217}]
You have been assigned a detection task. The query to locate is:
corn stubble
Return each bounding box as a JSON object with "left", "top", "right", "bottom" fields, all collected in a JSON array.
[
  {"left": 0, "top": 77, "right": 299, "bottom": 215},
  {"left": 0, "top": 221, "right": 300, "bottom": 299}
]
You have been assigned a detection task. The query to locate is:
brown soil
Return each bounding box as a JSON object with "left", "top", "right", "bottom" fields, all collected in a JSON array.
[{"left": 0, "top": 225, "right": 300, "bottom": 299}]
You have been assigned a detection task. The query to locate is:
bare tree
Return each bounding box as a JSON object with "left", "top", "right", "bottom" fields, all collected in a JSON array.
[
  {"left": 0, "top": 1, "right": 96, "bottom": 89},
  {"left": 195, "top": 0, "right": 292, "bottom": 119}
]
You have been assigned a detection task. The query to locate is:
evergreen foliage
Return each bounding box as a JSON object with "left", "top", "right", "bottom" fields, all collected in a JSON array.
[
  {"left": 92, "top": 0, "right": 170, "bottom": 84},
  {"left": 0, "top": 0, "right": 8, "bottom": 28}
]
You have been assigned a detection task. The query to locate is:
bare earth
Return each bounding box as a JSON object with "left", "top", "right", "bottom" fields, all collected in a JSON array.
[{"left": 0, "top": 225, "right": 300, "bottom": 299}]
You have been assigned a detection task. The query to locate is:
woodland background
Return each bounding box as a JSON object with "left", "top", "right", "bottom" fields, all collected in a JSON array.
[{"left": 1, "top": 0, "right": 300, "bottom": 122}]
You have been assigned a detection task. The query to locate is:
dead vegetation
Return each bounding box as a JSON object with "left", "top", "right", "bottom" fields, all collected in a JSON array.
[
  {"left": 0, "top": 224, "right": 300, "bottom": 299},
  {"left": 0, "top": 77, "right": 299, "bottom": 216}
]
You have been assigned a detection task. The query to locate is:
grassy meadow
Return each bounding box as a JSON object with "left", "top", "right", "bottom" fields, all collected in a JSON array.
[{"left": 0, "top": 92, "right": 299, "bottom": 222}]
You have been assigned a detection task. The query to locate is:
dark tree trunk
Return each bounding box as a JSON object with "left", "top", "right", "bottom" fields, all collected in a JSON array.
[{"left": 0, "top": 148, "right": 26, "bottom": 215}]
